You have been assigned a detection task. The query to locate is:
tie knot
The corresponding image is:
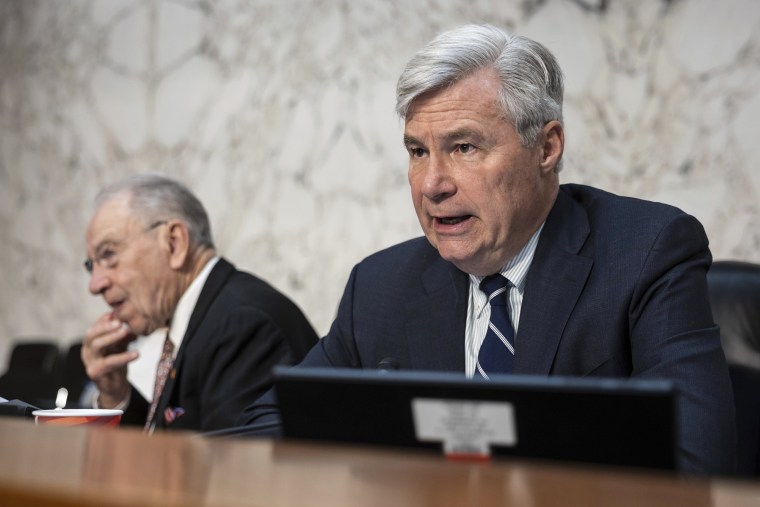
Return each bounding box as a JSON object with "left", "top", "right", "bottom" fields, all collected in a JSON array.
[{"left": 480, "top": 274, "right": 510, "bottom": 305}]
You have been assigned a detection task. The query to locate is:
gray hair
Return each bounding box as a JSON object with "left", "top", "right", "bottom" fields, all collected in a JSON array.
[
  {"left": 95, "top": 174, "right": 215, "bottom": 249},
  {"left": 396, "top": 24, "right": 564, "bottom": 149}
]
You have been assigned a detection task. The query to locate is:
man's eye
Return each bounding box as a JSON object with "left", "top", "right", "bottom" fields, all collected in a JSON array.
[
  {"left": 457, "top": 143, "right": 474, "bottom": 154},
  {"left": 409, "top": 147, "right": 426, "bottom": 158},
  {"left": 99, "top": 248, "right": 117, "bottom": 266}
]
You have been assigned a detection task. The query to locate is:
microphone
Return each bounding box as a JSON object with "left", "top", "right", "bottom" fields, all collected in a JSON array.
[
  {"left": 0, "top": 399, "right": 40, "bottom": 418},
  {"left": 377, "top": 357, "right": 399, "bottom": 372}
]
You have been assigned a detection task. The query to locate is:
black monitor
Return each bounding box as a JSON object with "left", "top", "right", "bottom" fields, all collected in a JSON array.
[{"left": 273, "top": 367, "right": 677, "bottom": 471}]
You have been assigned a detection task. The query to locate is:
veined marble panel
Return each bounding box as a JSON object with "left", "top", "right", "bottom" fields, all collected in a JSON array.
[{"left": 1, "top": 0, "right": 759, "bottom": 369}]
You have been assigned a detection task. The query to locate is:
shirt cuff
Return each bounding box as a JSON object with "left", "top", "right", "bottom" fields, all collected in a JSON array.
[{"left": 92, "top": 388, "right": 131, "bottom": 411}]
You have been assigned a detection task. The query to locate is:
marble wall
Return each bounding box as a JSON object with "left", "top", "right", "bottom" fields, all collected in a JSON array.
[{"left": 1, "top": 0, "right": 759, "bottom": 370}]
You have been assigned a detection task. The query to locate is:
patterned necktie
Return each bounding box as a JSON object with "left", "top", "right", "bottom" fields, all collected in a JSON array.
[
  {"left": 144, "top": 333, "right": 175, "bottom": 432},
  {"left": 475, "top": 274, "right": 515, "bottom": 379}
]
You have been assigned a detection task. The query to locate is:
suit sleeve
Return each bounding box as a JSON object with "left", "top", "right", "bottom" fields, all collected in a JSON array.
[
  {"left": 299, "top": 265, "right": 364, "bottom": 368},
  {"left": 237, "top": 267, "right": 362, "bottom": 427},
  {"left": 629, "top": 213, "right": 736, "bottom": 475},
  {"left": 118, "top": 384, "right": 149, "bottom": 426},
  {"left": 195, "top": 307, "right": 301, "bottom": 432}
]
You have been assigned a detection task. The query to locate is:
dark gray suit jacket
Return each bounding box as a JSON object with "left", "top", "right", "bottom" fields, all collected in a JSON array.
[
  {"left": 242, "top": 184, "right": 736, "bottom": 474},
  {"left": 121, "top": 258, "right": 318, "bottom": 432}
]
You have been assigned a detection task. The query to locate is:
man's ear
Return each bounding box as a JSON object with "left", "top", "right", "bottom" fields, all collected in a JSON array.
[
  {"left": 164, "top": 220, "right": 190, "bottom": 270},
  {"left": 539, "top": 120, "right": 564, "bottom": 173}
]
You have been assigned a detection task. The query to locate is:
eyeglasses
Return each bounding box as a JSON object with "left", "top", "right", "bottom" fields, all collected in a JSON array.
[{"left": 84, "top": 220, "right": 167, "bottom": 274}]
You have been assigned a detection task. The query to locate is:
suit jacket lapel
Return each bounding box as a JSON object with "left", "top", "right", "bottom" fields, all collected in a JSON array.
[
  {"left": 182, "top": 258, "right": 234, "bottom": 344},
  {"left": 404, "top": 256, "right": 469, "bottom": 372},
  {"left": 514, "top": 189, "right": 593, "bottom": 375},
  {"left": 155, "top": 258, "right": 235, "bottom": 423}
]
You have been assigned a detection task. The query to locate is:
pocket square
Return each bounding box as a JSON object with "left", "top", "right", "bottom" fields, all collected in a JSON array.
[{"left": 164, "top": 406, "right": 185, "bottom": 424}]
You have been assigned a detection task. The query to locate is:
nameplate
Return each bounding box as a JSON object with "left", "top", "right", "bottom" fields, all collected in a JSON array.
[{"left": 411, "top": 398, "right": 517, "bottom": 459}]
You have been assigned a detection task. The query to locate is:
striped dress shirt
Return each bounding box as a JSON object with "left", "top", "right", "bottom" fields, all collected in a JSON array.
[{"left": 464, "top": 224, "right": 544, "bottom": 377}]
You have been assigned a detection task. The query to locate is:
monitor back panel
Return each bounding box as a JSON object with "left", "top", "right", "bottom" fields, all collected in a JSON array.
[{"left": 275, "top": 368, "right": 677, "bottom": 471}]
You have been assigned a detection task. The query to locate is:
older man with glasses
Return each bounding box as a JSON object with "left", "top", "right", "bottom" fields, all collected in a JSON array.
[{"left": 82, "top": 174, "right": 318, "bottom": 432}]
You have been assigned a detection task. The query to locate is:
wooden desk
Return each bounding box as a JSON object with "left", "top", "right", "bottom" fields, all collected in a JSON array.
[{"left": 0, "top": 417, "right": 757, "bottom": 507}]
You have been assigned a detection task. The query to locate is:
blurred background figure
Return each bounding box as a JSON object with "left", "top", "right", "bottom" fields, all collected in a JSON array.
[{"left": 82, "top": 174, "right": 318, "bottom": 432}]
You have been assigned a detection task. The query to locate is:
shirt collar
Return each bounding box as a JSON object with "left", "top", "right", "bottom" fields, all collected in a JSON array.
[
  {"left": 167, "top": 256, "right": 220, "bottom": 354},
  {"left": 470, "top": 223, "right": 544, "bottom": 314}
]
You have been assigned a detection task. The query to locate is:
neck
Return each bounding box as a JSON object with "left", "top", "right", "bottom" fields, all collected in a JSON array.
[
  {"left": 187, "top": 247, "right": 216, "bottom": 281},
  {"left": 175, "top": 247, "right": 216, "bottom": 298},
  {"left": 504, "top": 184, "right": 559, "bottom": 265}
]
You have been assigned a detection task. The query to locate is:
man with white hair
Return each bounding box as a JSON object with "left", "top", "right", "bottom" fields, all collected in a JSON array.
[
  {"left": 241, "top": 24, "right": 735, "bottom": 475},
  {"left": 83, "top": 174, "right": 317, "bottom": 432}
]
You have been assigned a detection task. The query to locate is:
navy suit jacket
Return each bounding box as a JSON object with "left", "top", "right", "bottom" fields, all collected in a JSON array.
[
  {"left": 241, "top": 184, "right": 736, "bottom": 474},
  {"left": 121, "top": 258, "right": 318, "bottom": 432}
]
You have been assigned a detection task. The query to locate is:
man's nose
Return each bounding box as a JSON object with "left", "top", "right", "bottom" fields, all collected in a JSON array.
[
  {"left": 420, "top": 154, "right": 457, "bottom": 202},
  {"left": 88, "top": 264, "right": 111, "bottom": 295}
]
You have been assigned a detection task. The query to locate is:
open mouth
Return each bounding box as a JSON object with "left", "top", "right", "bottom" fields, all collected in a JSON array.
[{"left": 437, "top": 215, "right": 471, "bottom": 225}]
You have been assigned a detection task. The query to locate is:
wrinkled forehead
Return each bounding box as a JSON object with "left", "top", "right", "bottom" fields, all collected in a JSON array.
[{"left": 85, "top": 195, "right": 141, "bottom": 252}]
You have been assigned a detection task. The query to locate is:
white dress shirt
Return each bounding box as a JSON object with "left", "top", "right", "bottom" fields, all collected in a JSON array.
[{"left": 464, "top": 225, "right": 544, "bottom": 377}]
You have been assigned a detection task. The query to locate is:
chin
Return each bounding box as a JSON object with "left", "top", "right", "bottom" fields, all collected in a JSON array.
[
  {"left": 436, "top": 242, "right": 469, "bottom": 261},
  {"left": 438, "top": 251, "right": 476, "bottom": 274},
  {"left": 124, "top": 320, "right": 149, "bottom": 336},
  {"left": 440, "top": 251, "right": 495, "bottom": 277}
]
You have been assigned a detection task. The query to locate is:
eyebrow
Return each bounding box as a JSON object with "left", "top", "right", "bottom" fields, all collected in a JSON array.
[
  {"left": 90, "top": 237, "right": 121, "bottom": 258},
  {"left": 441, "top": 127, "right": 486, "bottom": 145},
  {"left": 404, "top": 128, "right": 486, "bottom": 149},
  {"left": 403, "top": 134, "right": 422, "bottom": 148}
]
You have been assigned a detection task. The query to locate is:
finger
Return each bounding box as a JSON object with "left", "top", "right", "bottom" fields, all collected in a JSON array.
[
  {"left": 89, "top": 324, "right": 132, "bottom": 356},
  {"left": 86, "top": 349, "right": 140, "bottom": 380},
  {"left": 101, "top": 349, "right": 140, "bottom": 370},
  {"left": 83, "top": 314, "right": 123, "bottom": 345},
  {"left": 82, "top": 324, "right": 133, "bottom": 368}
]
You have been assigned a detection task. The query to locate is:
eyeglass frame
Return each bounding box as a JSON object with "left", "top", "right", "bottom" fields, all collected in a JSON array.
[{"left": 83, "top": 220, "right": 168, "bottom": 274}]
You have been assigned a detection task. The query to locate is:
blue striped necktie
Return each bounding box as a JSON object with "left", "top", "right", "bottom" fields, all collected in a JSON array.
[{"left": 476, "top": 274, "right": 515, "bottom": 378}]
